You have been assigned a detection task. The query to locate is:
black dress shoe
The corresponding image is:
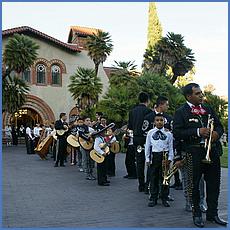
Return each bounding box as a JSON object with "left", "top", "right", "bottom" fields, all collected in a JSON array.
[
  {"left": 54, "top": 164, "right": 58, "bottom": 167},
  {"left": 193, "top": 216, "right": 205, "bottom": 228},
  {"left": 200, "top": 204, "right": 207, "bottom": 213},
  {"left": 104, "top": 180, "right": 110, "bottom": 183},
  {"left": 175, "top": 185, "right": 183, "bottom": 190},
  {"left": 206, "top": 216, "right": 228, "bottom": 226},
  {"left": 98, "top": 183, "right": 110, "bottom": 186},
  {"left": 138, "top": 186, "right": 145, "bottom": 192},
  {"left": 123, "top": 175, "right": 129, "bottom": 178},
  {"left": 148, "top": 200, "right": 157, "bottom": 207},
  {"left": 128, "top": 176, "right": 137, "bottom": 179},
  {"left": 60, "top": 164, "right": 65, "bottom": 167},
  {"left": 162, "top": 200, "right": 170, "bottom": 207}
]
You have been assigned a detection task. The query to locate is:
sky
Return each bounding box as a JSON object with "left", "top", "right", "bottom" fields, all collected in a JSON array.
[{"left": 2, "top": 2, "right": 228, "bottom": 97}]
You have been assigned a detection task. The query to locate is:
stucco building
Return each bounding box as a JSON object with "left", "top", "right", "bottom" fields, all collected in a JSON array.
[{"left": 2, "top": 25, "right": 109, "bottom": 128}]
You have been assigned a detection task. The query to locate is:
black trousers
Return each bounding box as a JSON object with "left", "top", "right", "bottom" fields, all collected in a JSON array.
[
  {"left": 106, "top": 152, "right": 115, "bottom": 176},
  {"left": 135, "top": 146, "right": 146, "bottom": 189},
  {"left": 70, "top": 148, "right": 76, "bottom": 164},
  {"left": 188, "top": 146, "right": 220, "bottom": 217},
  {"left": 55, "top": 138, "right": 67, "bottom": 165},
  {"left": 125, "top": 145, "right": 137, "bottom": 177},
  {"left": 149, "top": 153, "right": 169, "bottom": 200},
  {"left": 25, "top": 135, "right": 34, "bottom": 154},
  {"left": 97, "top": 159, "right": 107, "bottom": 185}
]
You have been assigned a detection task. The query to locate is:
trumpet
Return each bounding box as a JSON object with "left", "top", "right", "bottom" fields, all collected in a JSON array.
[
  {"left": 163, "top": 158, "right": 186, "bottom": 186},
  {"left": 202, "top": 114, "right": 214, "bottom": 164},
  {"left": 162, "top": 150, "right": 169, "bottom": 186}
]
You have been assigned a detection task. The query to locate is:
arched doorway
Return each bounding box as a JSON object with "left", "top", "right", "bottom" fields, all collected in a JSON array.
[
  {"left": 11, "top": 108, "right": 43, "bottom": 127},
  {"left": 2, "top": 94, "right": 55, "bottom": 128}
]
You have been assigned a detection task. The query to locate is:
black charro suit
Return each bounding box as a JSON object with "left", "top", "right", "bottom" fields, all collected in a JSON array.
[
  {"left": 173, "top": 103, "right": 223, "bottom": 219},
  {"left": 128, "top": 104, "right": 152, "bottom": 190},
  {"left": 55, "top": 120, "right": 68, "bottom": 166}
]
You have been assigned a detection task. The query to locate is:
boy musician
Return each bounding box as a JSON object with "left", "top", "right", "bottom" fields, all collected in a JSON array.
[
  {"left": 78, "top": 116, "right": 96, "bottom": 180},
  {"left": 145, "top": 114, "right": 173, "bottom": 207},
  {"left": 54, "top": 113, "right": 68, "bottom": 167},
  {"left": 94, "top": 128, "right": 111, "bottom": 186}
]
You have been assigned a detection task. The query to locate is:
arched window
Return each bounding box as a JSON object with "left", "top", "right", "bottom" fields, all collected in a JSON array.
[
  {"left": 36, "top": 64, "right": 46, "bottom": 84},
  {"left": 22, "top": 68, "right": 31, "bottom": 83},
  {"left": 51, "top": 65, "right": 61, "bottom": 85}
]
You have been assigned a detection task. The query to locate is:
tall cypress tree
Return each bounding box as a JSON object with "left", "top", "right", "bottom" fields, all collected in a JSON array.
[{"left": 147, "top": 2, "right": 162, "bottom": 48}]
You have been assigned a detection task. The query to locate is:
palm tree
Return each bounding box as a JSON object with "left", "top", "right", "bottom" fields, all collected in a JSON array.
[
  {"left": 112, "top": 60, "right": 137, "bottom": 71},
  {"left": 68, "top": 67, "right": 103, "bottom": 109},
  {"left": 142, "top": 32, "right": 195, "bottom": 85},
  {"left": 3, "top": 75, "right": 30, "bottom": 114},
  {"left": 85, "top": 30, "right": 113, "bottom": 75},
  {"left": 2, "top": 33, "right": 39, "bottom": 113},
  {"left": 3, "top": 33, "right": 39, "bottom": 78}
]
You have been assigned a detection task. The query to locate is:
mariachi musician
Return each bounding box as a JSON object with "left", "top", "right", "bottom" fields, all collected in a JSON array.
[
  {"left": 93, "top": 123, "right": 115, "bottom": 186},
  {"left": 25, "top": 123, "right": 35, "bottom": 155},
  {"left": 173, "top": 83, "right": 227, "bottom": 227},
  {"left": 78, "top": 116, "right": 96, "bottom": 180},
  {"left": 123, "top": 129, "right": 137, "bottom": 179},
  {"left": 54, "top": 113, "right": 68, "bottom": 167}
]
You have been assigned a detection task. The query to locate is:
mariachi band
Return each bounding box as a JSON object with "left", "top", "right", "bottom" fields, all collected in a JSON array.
[{"left": 26, "top": 83, "right": 227, "bottom": 227}]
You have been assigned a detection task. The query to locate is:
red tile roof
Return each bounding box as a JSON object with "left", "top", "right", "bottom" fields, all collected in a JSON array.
[
  {"left": 2, "top": 26, "right": 81, "bottom": 52},
  {"left": 67, "top": 25, "right": 102, "bottom": 43},
  {"left": 70, "top": 26, "right": 101, "bottom": 36}
]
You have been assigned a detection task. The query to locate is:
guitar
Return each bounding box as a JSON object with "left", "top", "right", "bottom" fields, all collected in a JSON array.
[
  {"left": 106, "top": 124, "right": 127, "bottom": 153},
  {"left": 56, "top": 123, "right": 69, "bottom": 136},
  {"left": 67, "top": 134, "right": 80, "bottom": 148},
  {"left": 90, "top": 143, "right": 110, "bottom": 163},
  {"left": 78, "top": 134, "right": 94, "bottom": 150},
  {"left": 79, "top": 123, "right": 116, "bottom": 151},
  {"left": 110, "top": 141, "right": 121, "bottom": 153}
]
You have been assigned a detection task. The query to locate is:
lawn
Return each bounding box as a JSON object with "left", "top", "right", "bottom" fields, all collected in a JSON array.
[{"left": 220, "top": 146, "right": 228, "bottom": 168}]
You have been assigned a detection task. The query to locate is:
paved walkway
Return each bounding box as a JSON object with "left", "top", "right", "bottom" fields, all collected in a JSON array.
[{"left": 3, "top": 145, "right": 228, "bottom": 227}]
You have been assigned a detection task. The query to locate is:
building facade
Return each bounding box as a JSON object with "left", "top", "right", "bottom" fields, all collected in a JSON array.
[{"left": 2, "top": 26, "right": 109, "bottom": 128}]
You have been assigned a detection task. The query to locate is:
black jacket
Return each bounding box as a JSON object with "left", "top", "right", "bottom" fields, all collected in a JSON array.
[
  {"left": 54, "top": 120, "right": 68, "bottom": 139},
  {"left": 128, "top": 104, "right": 152, "bottom": 145},
  {"left": 173, "top": 103, "right": 223, "bottom": 158}
]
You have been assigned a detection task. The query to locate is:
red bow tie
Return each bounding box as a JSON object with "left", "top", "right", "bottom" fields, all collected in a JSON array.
[{"left": 191, "top": 105, "right": 206, "bottom": 115}]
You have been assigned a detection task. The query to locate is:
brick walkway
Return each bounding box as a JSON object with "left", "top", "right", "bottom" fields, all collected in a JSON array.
[{"left": 2, "top": 145, "right": 228, "bottom": 227}]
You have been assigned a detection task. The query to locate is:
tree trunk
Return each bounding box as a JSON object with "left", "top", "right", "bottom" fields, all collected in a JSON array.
[
  {"left": 95, "top": 64, "right": 99, "bottom": 76},
  {"left": 170, "top": 74, "right": 178, "bottom": 85}
]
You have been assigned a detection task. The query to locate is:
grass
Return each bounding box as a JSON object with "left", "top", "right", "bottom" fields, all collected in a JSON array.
[{"left": 220, "top": 146, "right": 228, "bottom": 168}]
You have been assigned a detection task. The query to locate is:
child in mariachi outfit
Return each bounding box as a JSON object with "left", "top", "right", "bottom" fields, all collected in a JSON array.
[
  {"left": 145, "top": 113, "right": 174, "bottom": 207},
  {"left": 94, "top": 128, "right": 112, "bottom": 186}
]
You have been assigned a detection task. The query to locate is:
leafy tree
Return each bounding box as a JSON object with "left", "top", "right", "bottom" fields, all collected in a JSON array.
[
  {"left": 109, "top": 60, "right": 139, "bottom": 86},
  {"left": 147, "top": 2, "right": 162, "bottom": 48},
  {"left": 97, "top": 84, "right": 139, "bottom": 124},
  {"left": 97, "top": 62, "right": 140, "bottom": 123},
  {"left": 143, "top": 32, "right": 195, "bottom": 85},
  {"left": 204, "top": 92, "right": 228, "bottom": 123},
  {"left": 203, "top": 84, "right": 216, "bottom": 93},
  {"left": 68, "top": 67, "right": 103, "bottom": 109},
  {"left": 137, "top": 72, "right": 185, "bottom": 115},
  {"left": 85, "top": 30, "right": 113, "bottom": 75}
]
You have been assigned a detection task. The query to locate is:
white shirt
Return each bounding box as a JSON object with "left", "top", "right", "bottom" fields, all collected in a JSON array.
[
  {"left": 5, "top": 126, "right": 12, "bottom": 137},
  {"left": 33, "top": 127, "right": 42, "bottom": 137},
  {"left": 94, "top": 136, "right": 105, "bottom": 155},
  {"left": 26, "top": 127, "right": 33, "bottom": 140},
  {"left": 186, "top": 101, "right": 202, "bottom": 137},
  {"left": 145, "top": 127, "right": 174, "bottom": 162},
  {"left": 45, "top": 127, "right": 52, "bottom": 136}
]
